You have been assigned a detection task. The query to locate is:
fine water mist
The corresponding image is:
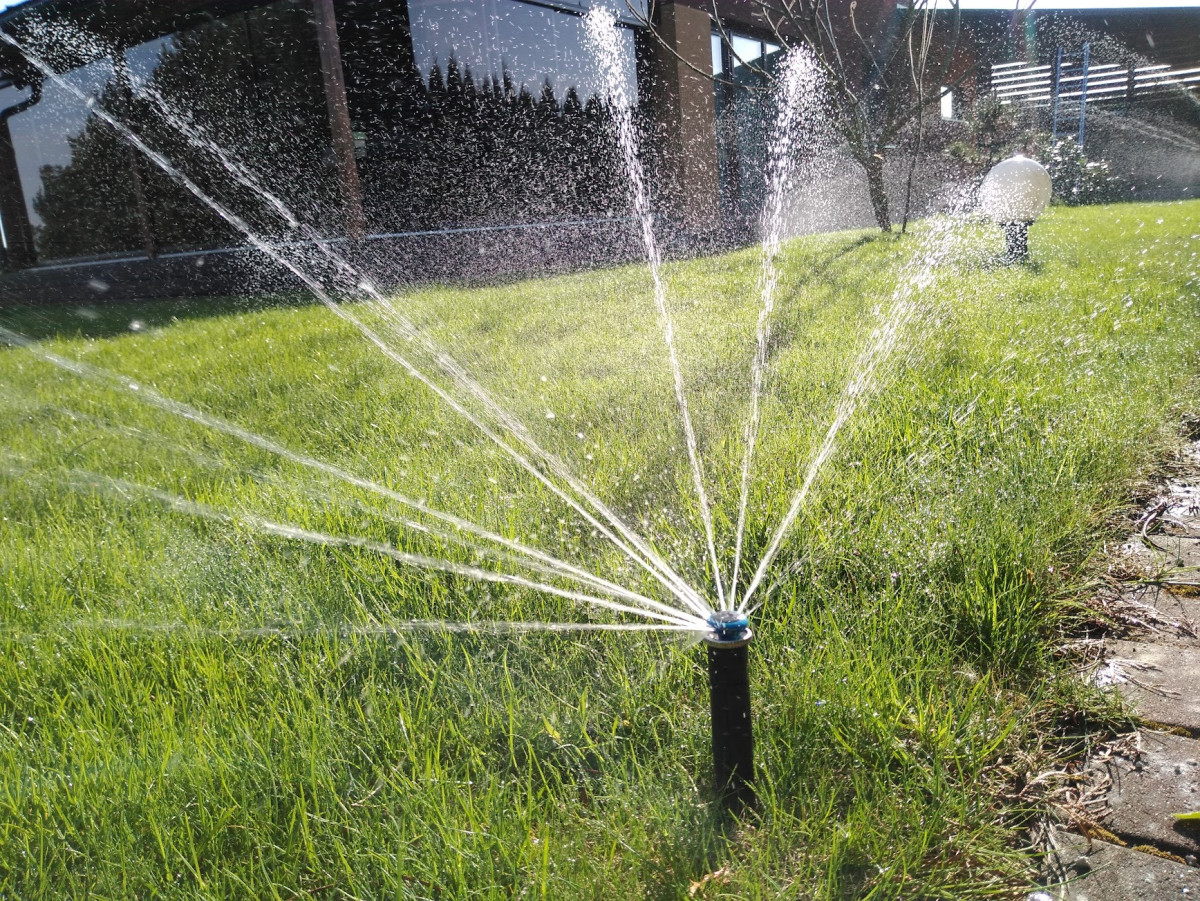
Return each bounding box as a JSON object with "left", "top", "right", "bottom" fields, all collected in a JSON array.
[
  {"left": 0, "top": 27, "right": 711, "bottom": 627},
  {"left": 0, "top": 11, "right": 980, "bottom": 644}
]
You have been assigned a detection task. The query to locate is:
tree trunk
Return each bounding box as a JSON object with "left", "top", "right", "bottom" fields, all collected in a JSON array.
[{"left": 864, "top": 153, "right": 891, "bottom": 232}]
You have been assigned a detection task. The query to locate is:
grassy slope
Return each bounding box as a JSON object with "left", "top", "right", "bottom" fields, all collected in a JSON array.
[{"left": 0, "top": 201, "right": 1197, "bottom": 898}]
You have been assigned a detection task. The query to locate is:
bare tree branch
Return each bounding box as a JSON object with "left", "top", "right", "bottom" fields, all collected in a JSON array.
[{"left": 632, "top": 0, "right": 976, "bottom": 231}]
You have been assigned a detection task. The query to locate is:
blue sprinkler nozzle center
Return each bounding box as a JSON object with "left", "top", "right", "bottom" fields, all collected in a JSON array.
[{"left": 707, "top": 610, "right": 751, "bottom": 643}]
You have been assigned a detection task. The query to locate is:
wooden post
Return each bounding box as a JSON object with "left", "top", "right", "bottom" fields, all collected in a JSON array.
[
  {"left": 313, "top": 0, "right": 365, "bottom": 240},
  {"left": 637, "top": 1, "right": 721, "bottom": 235}
]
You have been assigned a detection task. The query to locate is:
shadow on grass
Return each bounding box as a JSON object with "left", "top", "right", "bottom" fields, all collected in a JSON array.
[
  {"left": 1, "top": 233, "right": 889, "bottom": 346},
  {"left": 786, "top": 233, "right": 883, "bottom": 287},
  {"left": 974, "top": 256, "right": 1047, "bottom": 275},
  {"left": 761, "top": 232, "right": 891, "bottom": 366},
  {"left": 0, "top": 292, "right": 315, "bottom": 343}
]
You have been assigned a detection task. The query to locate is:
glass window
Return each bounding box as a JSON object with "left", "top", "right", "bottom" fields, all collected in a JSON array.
[
  {"left": 940, "top": 87, "right": 954, "bottom": 119},
  {"left": 113, "top": 0, "right": 331, "bottom": 253},
  {"left": 338, "top": 0, "right": 634, "bottom": 233},
  {"left": 0, "top": 86, "right": 35, "bottom": 250},
  {"left": 713, "top": 29, "right": 795, "bottom": 223},
  {"left": 596, "top": 0, "right": 647, "bottom": 23},
  {"left": 122, "top": 35, "right": 175, "bottom": 96},
  {"left": 538, "top": 0, "right": 647, "bottom": 25},
  {"left": 2, "top": 0, "right": 640, "bottom": 262},
  {"left": 711, "top": 32, "right": 723, "bottom": 76},
  {"left": 4, "top": 60, "right": 113, "bottom": 232},
  {"left": 0, "top": 0, "right": 331, "bottom": 262},
  {"left": 730, "top": 34, "right": 762, "bottom": 69}
]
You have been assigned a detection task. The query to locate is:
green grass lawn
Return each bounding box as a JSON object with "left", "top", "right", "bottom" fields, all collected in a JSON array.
[{"left": 1, "top": 200, "right": 1198, "bottom": 898}]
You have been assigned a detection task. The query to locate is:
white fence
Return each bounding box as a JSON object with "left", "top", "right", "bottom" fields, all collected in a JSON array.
[{"left": 991, "top": 59, "right": 1200, "bottom": 106}]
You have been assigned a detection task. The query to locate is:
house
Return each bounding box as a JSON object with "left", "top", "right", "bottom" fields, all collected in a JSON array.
[{"left": 0, "top": 0, "right": 1193, "bottom": 301}]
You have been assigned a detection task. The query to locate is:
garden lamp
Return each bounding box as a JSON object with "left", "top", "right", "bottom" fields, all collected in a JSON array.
[{"left": 979, "top": 155, "right": 1053, "bottom": 263}]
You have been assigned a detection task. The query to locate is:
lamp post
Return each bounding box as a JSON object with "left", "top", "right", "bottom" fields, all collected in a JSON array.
[
  {"left": 979, "top": 155, "right": 1053, "bottom": 264},
  {"left": 705, "top": 610, "right": 755, "bottom": 809}
]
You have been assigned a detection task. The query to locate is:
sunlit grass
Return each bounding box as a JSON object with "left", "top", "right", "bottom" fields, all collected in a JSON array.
[{"left": 0, "top": 200, "right": 1197, "bottom": 898}]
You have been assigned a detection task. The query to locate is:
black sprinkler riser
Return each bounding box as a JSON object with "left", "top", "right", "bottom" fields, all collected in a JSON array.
[{"left": 705, "top": 611, "right": 755, "bottom": 808}]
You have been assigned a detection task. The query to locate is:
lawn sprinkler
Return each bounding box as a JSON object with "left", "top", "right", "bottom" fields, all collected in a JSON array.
[
  {"left": 979, "top": 155, "right": 1053, "bottom": 264},
  {"left": 705, "top": 610, "right": 755, "bottom": 808}
]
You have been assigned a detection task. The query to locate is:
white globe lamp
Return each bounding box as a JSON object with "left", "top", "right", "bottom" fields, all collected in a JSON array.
[{"left": 979, "top": 155, "right": 1052, "bottom": 262}]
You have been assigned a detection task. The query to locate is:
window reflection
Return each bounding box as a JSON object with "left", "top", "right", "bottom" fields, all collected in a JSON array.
[
  {"left": 408, "top": 0, "right": 636, "bottom": 105},
  {"left": 0, "top": 59, "right": 140, "bottom": 261},
  {"left": 7, "top": 0, "right": 331, "bottom": 262},
  {"left": 126, "top": 0, "right": 331, "bottom": 252},
  {"left": 346, "top": 0, "right": 636, "bottom": 232},
  {"left": 530, "top": 0, "right": 646, "bottom": 24},
  {"left": 122, "top": 35, "right": 174, "bottom": 96},
  {"left": 0, "top": 0, "right": 641, "bottom": 264}
]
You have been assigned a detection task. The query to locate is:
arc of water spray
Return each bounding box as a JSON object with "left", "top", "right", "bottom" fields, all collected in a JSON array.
[
  {"left": 50, "top": 411, "right": 647, "bottom": 607},
  {"left": 33, "top": 467, "right": 705, "bottom": 630},
  {"left": 738, "top": 214, "right": 966, "bottom": 611},
  {"left": 133, "top": 64, "right": 708, "bottom": 616},
  {"left": 136, "top": 74, "right": 704, "bottom": 614},
  {"left": 141, "top": 34, "right": 709, "bottom": 615},
  {"left": 1, "top": 619, "right": 699, "bottom": 643},
  {"left": 727, "top": 48, "right": 821, "bottom": 609},
  {"left": 584, "top": 10, "right": 725, "bottom": 609},
  {"left": 0, "top": 32, "right": 708, "bottom": 619},
  {"left": 0, "top": 328, "right": 698, "bottom": 627},
  {"left": 140, "top": 48, "right": 705, "bottom": 616}
]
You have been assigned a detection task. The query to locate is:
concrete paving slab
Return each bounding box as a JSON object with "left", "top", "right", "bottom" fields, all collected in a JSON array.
[
  {"left": 1118, "top": 534, "right": 1200, "bottom": 581},
  {"left": 1155, "top": 493, "right": 1200, "bottom": 571},
  {"left": 1149, "top": 592, "right": 1200, "bottom": 626},
  {"left": 1046, "top": 833, "right": 1200, "bottom": 900},
  {"left": 1105, "top": 641, "right": 1200, "bottom": 733},
  {"left": 1114, "top": 584, "right": 1200, "bottom": 649},
  {"left": 1098, "top": 731, "right": 1200, "bottom": 857},
  {"left": 1155, "top": 532, "right": 1200, "bottom": 570},
  {"left": 1117, "top": 449, "right": 1200, "bottom": 577},
  {"left": 1128, "top": 585, "right": 1200, "bottom": 646}
]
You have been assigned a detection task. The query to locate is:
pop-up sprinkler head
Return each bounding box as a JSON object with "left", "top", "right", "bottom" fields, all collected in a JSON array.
[
  {"left": 706, "top": 610, "right": 751, "bottom": 645},
  {"left": 704, "top": 610, "right": 755, "bottom": 808}
]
